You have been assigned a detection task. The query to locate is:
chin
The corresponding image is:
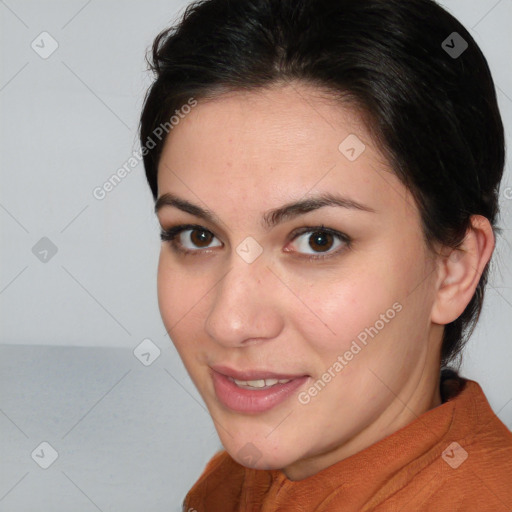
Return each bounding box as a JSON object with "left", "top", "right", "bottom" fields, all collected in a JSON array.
[{"left": 221, "top": 433, "right": 301, "bottom": 472}]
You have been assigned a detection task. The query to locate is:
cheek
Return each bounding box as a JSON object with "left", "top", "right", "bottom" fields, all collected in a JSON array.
[
  {"left": 295, "top": 269, "right": 397, "bottom": 358},
  {"left": 156, "top": 253, "right": 206, "bottom": 349},
  {"left": 294, "top": 250, "right": 430, "bottom": 372},
  {"left": 157, "top": 254, "right": 180, "bottom": 324}
]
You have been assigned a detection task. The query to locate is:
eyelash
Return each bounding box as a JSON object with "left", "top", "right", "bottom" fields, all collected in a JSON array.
[{"left": 159, "top": 223, "right": 351, "bottom": 261}]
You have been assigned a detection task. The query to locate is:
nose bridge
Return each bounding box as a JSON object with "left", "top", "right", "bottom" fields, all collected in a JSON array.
[{"left": 204, "top": 250, "right": 283, "bottom": 346}]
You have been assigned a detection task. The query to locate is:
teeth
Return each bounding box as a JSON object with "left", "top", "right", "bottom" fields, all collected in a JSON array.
[
  {"left": 232, "top": 377, "right": 292, "bottom": 389},
  {"left": 241, "top": 379, "right": 265, "bottom": 388}
]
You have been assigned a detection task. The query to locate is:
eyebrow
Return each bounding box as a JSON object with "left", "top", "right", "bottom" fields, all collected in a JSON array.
[{"left": 154, "top": 191, "right": 376, "bottom": 230}]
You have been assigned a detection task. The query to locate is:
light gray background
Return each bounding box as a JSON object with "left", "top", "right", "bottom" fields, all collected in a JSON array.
[{"left": 1, "top": 0, "right": 511, "bottom": 510}]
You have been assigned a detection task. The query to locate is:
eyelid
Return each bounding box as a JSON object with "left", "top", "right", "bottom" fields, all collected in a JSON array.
[
  {"left": 160, "top": 223, "right": 220, "bottom": 256},
  {"left": 286, "top": 225, "right": 351, "bottom": 260},
  {"left": 289, "top": 225, "right": 350, "bottom": 244}
]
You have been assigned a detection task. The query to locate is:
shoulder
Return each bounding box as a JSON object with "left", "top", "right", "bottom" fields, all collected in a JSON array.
[
  {"left": 452, "top": 378, "right": 512, "bottom": 504},
  {"left": 399, "top": 376, "right": 512, "bottom": 511},
  {"left": 373, "top": 374, "right": 512, "bottom": 512}
]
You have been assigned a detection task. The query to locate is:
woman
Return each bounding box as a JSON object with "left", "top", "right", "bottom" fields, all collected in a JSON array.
[{"left": 139, "top": 0, "right": 512, "bottom": 509}]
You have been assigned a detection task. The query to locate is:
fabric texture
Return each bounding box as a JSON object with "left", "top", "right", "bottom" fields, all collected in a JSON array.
[{"left": 183, "top": 372, "right": 512, "bottom": 511}]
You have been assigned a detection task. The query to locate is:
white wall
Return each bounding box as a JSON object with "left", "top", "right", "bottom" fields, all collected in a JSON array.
[{"left": 0, "top": 1, "right": 511, "bottom": 510}]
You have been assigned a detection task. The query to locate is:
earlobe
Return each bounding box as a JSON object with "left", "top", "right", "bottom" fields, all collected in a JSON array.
[{"left": 431, "top": 215, "right": 495, "bottom": 325}]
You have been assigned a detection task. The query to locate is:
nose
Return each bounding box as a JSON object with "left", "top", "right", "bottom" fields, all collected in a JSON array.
[{"left": 204, "top": 254, "right": 284, "bottom": 348}]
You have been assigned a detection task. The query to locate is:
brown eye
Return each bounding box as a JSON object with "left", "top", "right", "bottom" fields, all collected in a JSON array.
[
  {"left": 160, "top": 224, "right": 222, "bottom": 255},
  {"left": 188, "top": 229, "right": 215, "bottom": 248},
  {"left": 288, "top": 226, "right": 350, "bottom": 260},
  {"left": 308, "top": 231, "right": 335, "bottom": 253}
]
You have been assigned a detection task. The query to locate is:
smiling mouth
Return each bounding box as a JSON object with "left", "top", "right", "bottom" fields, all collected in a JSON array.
[{"left": 210, "top": 366, "right": 310, "bottom": 413}]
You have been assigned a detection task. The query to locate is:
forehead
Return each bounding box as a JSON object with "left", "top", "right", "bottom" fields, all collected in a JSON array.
[{"left": 156, "top": 83, "right": 413, "bottom": 222}]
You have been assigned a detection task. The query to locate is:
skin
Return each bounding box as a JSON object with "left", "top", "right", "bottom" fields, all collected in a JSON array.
[{"left": 155, "top": 82, "right": 494, "bottom": 480}]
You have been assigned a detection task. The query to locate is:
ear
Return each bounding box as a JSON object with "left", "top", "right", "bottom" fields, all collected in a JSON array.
[{"left": 431, "top": 215, "right": 495, "bottom": 325}]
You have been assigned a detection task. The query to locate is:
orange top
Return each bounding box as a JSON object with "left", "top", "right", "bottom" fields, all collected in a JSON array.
[{"left": 183, "top": 373, "right": 512, "bottom": 511}]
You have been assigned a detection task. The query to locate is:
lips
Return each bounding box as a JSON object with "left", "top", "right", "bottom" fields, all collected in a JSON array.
[{"left": 211, "top": 365, "right": 309, "bottom": 413}]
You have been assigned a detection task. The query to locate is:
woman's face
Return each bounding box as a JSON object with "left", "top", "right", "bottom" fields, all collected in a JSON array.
[{"left": 156, "top": 83, "right": 443, "bottom": 480}]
